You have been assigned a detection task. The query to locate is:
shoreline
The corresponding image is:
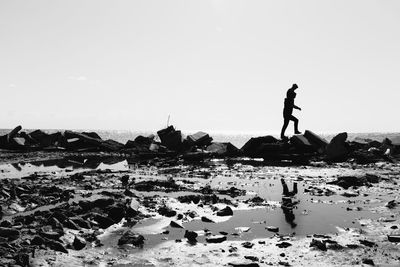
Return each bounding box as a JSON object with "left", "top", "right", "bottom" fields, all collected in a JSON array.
[{"left": 0, "top": 126, "right": 400, "bottom": 266}]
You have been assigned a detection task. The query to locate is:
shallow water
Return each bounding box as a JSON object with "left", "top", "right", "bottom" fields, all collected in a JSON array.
[
  {"left": 1, "top": 157, "right": 394, "bottom": 253},
  {"left": 0, "top": 157, "right": 129, "bottom": 179}
]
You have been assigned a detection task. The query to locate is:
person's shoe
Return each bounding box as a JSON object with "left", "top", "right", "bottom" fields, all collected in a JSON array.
[
  {"left": 294, "top": 131, "right": 302, "bottom": 135},
  {"left": 281, "top": 136, "right": 289, "bottom": 141}
]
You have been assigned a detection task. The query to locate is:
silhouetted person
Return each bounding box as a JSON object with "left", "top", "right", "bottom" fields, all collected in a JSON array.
[{"left": 280, "top": 84, "right": 302, "bottom": 140}]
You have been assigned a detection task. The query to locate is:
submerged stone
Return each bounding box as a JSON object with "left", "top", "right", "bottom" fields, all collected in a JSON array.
[{"left": 118, "top": 230, "right": 144, "bottom": 246}]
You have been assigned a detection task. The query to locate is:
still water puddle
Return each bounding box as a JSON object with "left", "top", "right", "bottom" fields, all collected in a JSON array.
[{"left": 0, "top": 157, "right": 129, "bottom": 179}]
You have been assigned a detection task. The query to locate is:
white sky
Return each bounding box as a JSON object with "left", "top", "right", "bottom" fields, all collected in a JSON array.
[{"left": 1, "top": 0, "right": 399, "bottom": 133}]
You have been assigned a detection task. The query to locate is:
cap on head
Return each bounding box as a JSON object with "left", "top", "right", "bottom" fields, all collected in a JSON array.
[{"left": 292, "top": 83, "right": 298, "bottom": 89}]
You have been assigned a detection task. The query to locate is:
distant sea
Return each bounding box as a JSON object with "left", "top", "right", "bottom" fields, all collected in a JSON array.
[{"left": 1, "top": 129, "right": 399, "bottom": 148}]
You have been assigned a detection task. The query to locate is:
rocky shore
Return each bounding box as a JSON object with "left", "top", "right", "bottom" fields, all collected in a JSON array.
[{"left": 1, "top": 126, "right": 400, "bottom": 266}]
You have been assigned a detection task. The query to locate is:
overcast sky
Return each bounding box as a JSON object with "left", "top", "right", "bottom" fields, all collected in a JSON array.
[{"left": 1, "top": 0, "right": 399, "bottom": 134}]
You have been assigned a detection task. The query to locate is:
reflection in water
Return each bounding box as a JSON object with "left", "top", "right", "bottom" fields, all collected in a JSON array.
[{"left": 281, "top": 178, "right": 299, "bottom": 228}]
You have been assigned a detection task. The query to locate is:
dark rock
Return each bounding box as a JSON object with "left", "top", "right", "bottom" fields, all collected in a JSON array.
[
  {"left": 216, "top": 206, "right": 233, "bottom": 216},
  {"left": 304, "top": 130, "right": 328, "bottom": 153},
  {"left": 241, "top": 136, "right": 278, "bottom": 157},
  {"left": 362, "top": 259, "right": 375, "bottom": 266},
  {"left": 50, "top": 217, "right": 64, "bottom": 231},
  {"left": 206, "top": 142, "right": 240, "bottom": 156},
  {"left": 0, "top": 126, "right": 22, "bottom": 150},
  {"left": 51, "top": 211, "right": 68, "bottom": 223},
  {"left": 184, "top": 230, "right": 198, "bottom": 242},
  {"left": 248, "top": 196, "right": 264, "bottom": 203},
  {"left": 177, "top": 195, "right": 201, "bottom": 204},
  {"left": 157, "top": 126, "right": 183, "bottom": 151},
  {"left": 359, "top": 239, "right": 377, "bottom": 248},
  {"left": 327, "top": 242, "right": 344, "bottom": 250},
  {"left": 0, "top": 227, "right": 20, "bottom": 240},
  {"left": 290, "top": 134, "right": 313, "bottom": 148},
  {"left": 93, "top": 214, "right": 115, "bottom": 229},
  {"left": 63, "top": 219, "right": 81, "bottom": 230},
  {"left": 120, "top": 175, "right": 129, "bottom": 187},
  {"left": 124, "top": 140, "right": 151, "bottom": 153},
  {"left": 365, "top": 174, "right": 381, "bottom": 183},
  {"left": 187, "top": 131, "right": 213, "bottom": 147},
  {"left": 201, "top": 216, "right": 215, "bottom": 223},
  {"left": 31, "top": 235, "right": 45, "bottom": 245},
  {"left": 310, "top": 239, "right": 327, "bottom": 251},
  {"left": 93, "top": 198, "right": 115, "bottom": 209},
  {"left": 0, "top": 220, "right": 12, "bottom": 228},
  {"left": 244, "top": 256, "right": 259, "bottom": 262},
  {"left": 45, "top": 238, "right": 68, "bottom": 253},
  {"left": 107, "top": 205, "right": 126, "bottom": 222},
  {"left": 117, "top": 230, "right": 144, "bottom": 246},
  {"left": 206, "top": 235, "right": 226, "bottom": 243},
  {"left": 217, "top": 187, "right": 246, "bottom": 198},
  {"left": 29, "top": 129, "right": 57, "bottom": 147},
  {"left": 276, "top": 242, "right": 292, "bottom": 248},
  {"left": 326, "top": 132, "right": 349, "bottom": 162},
  {"left": 327, "top": 176, "right": 368, "bottom": 189},
  {"left": 169, "top": 221, "right": 184, "bottom": 228},
  {"left": 81, "top": 132, "right": 102, "bottom": 139},
  {"left": 229, "top": 263, "right": 260, "bottom": 267},
  {"left": 134, "top": 179, "right": 180, "bottom": 192},
  {"left": 386, "top": 200, "right": 398, "bottom": 209},
  {"left": 15, "top": 252, "right": 30, "bottom": 267},
  {"left": 266, "top": 226, "right": 279, "bottom": 233},
  {"left": 73, "top": 235, "right": 86, "bottom": 250},
  {"left": 158, "top": 206, "right": 177, "bottom": 217},
  {"left": 241, "top": 242, "right": 254, "bottom": 249},
  {"left": 388, "top": 235, "right": 400, "bottom": 242},
  {"left": 40, "top": 229, "right": 62, "bottom": 241},
  {"left": 103, "top": 139, "right": 125, "bottom": 151},
  {"left": 134, "top": 135, "right": 155, "bottom": 145}
]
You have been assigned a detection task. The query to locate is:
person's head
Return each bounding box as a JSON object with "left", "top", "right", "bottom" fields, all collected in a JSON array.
[{"left": 292, "top": 83, "right": 298, "bottom": 89}]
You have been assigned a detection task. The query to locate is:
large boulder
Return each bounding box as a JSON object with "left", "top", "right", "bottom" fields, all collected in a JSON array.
[
  {"left": 326, "top": 132, "right": 349, "bottom": 162},
  {"left": 258, "top": 143, "right": 288, "bottom": 159},
  {"left": 186, "top": 131, "right": 213, "bottom": 147},
  {"left": 0, "top": 227, "right": 20, "bottom": 241},
  {"left": 81, "top": 132, "right": 102, "bottom": 139},
  {"left": 29, "top": 130, "right": 53, "bottom": 147},
  {"left": 0, "top": 126, "right": 25, "bottom": 150},
  {"left": 101, "top": 139, "right": 124, "bottom": 151},
  {"left": 157, "top": 126, "right": 183, "bottom": 151},
  {"left": 124, "top": 140, "right": 151, "bottom": 153},
  {"left": 304, "top": 130, "right": 328, "bottom": 153},
  {"left": 290, "top": 134, "right": 315, "bottom": 153},
  {"left": 241, "top": 136, "right": 278, "bottom": 157},
  {"left": 206, "top": 142, "right": 240, "bottom": 156},
  {"left": 64, "top": 131, "right": 123, "bottom": 151},
  {"left": 134, "top": 135, "right": 155, "bottom": 146}
]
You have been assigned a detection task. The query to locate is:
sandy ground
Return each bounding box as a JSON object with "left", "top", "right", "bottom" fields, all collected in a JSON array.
[{"left": 1, "top": 151, "right": 400, "bottom": 266}]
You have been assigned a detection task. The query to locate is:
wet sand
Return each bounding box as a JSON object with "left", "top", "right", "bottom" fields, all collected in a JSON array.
[{"left": 1, "top": 151, "right": 400, "bottom": 266}]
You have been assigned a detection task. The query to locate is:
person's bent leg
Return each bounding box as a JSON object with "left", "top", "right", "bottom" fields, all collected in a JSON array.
[
  {"left": 281, "top": 117, "right": 290, "bottom": 139},
  {"left": 290, "top": 115, "right": 301, "bottom": 134}
]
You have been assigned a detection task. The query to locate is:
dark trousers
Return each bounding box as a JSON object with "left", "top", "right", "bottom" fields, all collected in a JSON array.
[{"left": 280, "top": 113, "right": 299, "bottom": 138}]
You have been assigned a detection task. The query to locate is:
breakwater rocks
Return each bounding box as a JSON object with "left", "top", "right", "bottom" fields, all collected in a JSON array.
[
  {"left": 1, "top": 126, "right": 400, "bottom": 266},
  {"left": 1, "top": 125, "right": 399, "bottom": 164}
]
